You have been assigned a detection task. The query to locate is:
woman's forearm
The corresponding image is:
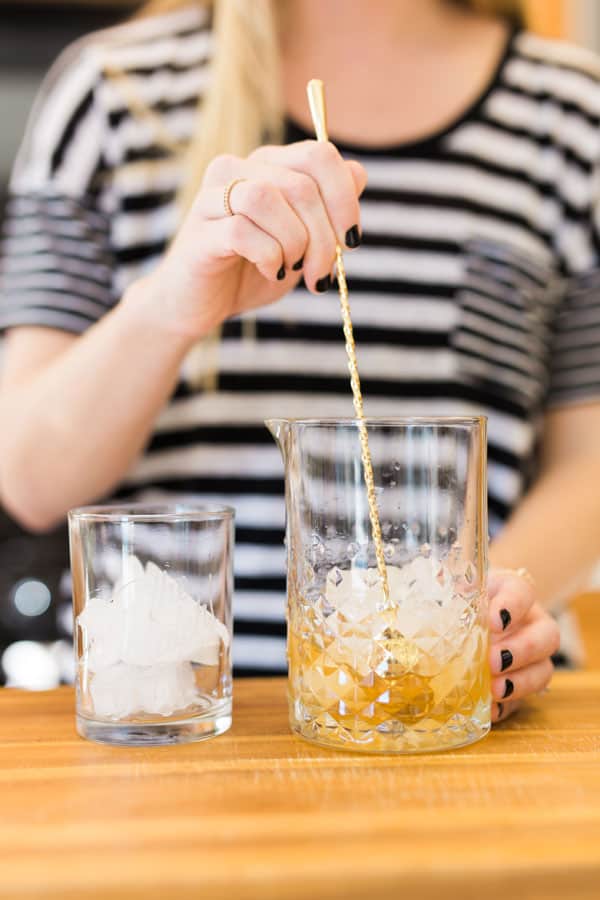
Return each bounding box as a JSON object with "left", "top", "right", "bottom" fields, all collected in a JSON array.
[
  {"left": 0, "top": 142, "right": 367, "bottom": 532},
  {"left": 0, "top": 277, "right": 195, "bottom": 531},
  {"left": 490, "top": 457, "right": 600, "bottom": 611}
]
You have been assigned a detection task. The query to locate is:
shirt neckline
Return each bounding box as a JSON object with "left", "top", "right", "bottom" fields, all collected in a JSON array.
[{"left": 285, "top": 25, "right": 520, "bottom": 157}]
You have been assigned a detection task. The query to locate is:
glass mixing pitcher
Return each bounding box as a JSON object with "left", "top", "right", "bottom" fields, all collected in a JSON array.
[{"left": 266, "top": 417, "right": 491, "bottom": 753}]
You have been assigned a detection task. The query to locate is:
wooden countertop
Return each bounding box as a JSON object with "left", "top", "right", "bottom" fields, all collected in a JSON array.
[{"left": 1, "top": 674, "right": 599, "bottom": 900}]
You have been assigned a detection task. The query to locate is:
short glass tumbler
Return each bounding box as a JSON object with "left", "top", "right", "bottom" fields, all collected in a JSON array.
[
  {"left": 68, "top": 505, "right": 234, "bottom": 746},
  {"left": 267, "top": 416, "right": 491, "bottom": 754}
]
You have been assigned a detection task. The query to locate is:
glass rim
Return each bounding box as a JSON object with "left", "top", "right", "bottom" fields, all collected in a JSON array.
[
  {"left": 68, "top": 503, "right": 235, "bottom": 523},
  {"left": 265, "top": 415, "right": 486, "bottom": 427}
]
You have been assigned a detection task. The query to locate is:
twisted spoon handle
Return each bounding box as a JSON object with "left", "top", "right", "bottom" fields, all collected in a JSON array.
[{"left": 306, "top": 79, "right": 390, "bottom": 606}]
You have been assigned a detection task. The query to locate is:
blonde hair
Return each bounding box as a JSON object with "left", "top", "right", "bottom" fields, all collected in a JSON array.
[{"left": 135, "top": 1, "right": 282, "bottom": 212}]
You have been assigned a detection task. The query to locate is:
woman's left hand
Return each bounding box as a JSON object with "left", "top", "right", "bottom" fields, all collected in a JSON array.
[{"left": 488, "top": 569, "right": 561, "bottom": 723}]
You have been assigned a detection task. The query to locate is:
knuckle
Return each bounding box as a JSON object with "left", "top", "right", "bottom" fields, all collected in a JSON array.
[
  {"left": 287, "top": 173, "right": 318, "bottom": 205},
  {"left": 318, "top": 140, "right": 340, "bottom": 165},
  {"left": 205, "top": 153, "right": 238, "bottom": 183},
  {"left": 300, "top": 138, "right": 319, "bottom": 157},
  {"left": 248, "top": 143, "right": 274, "bottom": 162},
  {"left": 246, "top": 180, "right": 274, "bottom": 209},
  {"left": 301, "top": 138, "right": 338, "bottom": 167},
  {"left": 244, "top": 181, "right": 267, "bottom": 206}
]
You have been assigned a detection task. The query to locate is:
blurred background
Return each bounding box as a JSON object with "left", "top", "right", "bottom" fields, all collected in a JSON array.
[
  {"left": 0, "top": 1, "right": 142, "bottom": 688},
  {"left": 0, "top": 0, "right": 599, "bottom": 688}
]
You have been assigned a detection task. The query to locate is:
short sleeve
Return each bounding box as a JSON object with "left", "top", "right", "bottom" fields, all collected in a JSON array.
[
  {"left": 0, "top": 40, "right": 117, "bottom": 335},
  {"left": 546, "top": 269, "right": 600, "bottom": 409},
  {"left": 546, "top": 149, "right": 600, "bottom": 410}
]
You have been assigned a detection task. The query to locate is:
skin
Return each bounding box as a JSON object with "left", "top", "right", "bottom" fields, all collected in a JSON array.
[{"left": 1, "top": 0, "right": 583, "bottom": 722}]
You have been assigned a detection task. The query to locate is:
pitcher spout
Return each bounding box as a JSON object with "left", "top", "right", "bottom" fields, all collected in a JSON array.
[{"left": 265, "top": 418, "right": 291, "bottom": 459}]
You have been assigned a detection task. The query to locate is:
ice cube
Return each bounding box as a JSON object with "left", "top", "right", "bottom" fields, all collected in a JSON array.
[
  {"left": 78, "top": 596, "right": 125, "bottom": 670},
  {"left": 77, "top": 555, "right": 229, "bottom": 673},
  {"left": 89, "top": 661, "right": 197, "bottom": 719},
  {"left": 326, "top": 569, "right": 385, "bottom": 626}
]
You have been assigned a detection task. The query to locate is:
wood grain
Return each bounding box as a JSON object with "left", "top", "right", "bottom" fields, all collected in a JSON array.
[{"left": 0, "top": 674, "right": 599, "bottom": 900}]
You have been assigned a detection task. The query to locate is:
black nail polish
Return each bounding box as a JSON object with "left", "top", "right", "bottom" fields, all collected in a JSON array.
[
  {"left": 503, "top": 679, "right": 514, "bottom": 699},
  {"left": 500, "top": 649, "right": 513, "bottom": 672},
  {"left": 345, "top": 225, "right": 361, "bottom": 249},
  {"left": 292, "top": 257, "right": 304, "bottom": 271},
  {"left": 500, "top": 608, "right": 511, "bottom": 630},
  {"left": 497, "top": 702, "right": 504, "bottom": 718},
  {"left": 277, "top": 264, "right": 286, "bottom": 281},
  {"left": 315, "top": 274, "right": 332, "bottom": 293}
]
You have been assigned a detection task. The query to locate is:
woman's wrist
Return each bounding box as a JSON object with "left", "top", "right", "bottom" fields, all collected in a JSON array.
[{"left": 119, "top": 271, "right": 207, "bottom": 355}]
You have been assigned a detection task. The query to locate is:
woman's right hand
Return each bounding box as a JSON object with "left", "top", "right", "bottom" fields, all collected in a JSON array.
[{"left": 136, "top": 141, "right": 367, "bottom": 341}]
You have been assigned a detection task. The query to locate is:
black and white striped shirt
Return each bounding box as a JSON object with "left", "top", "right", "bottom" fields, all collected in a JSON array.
[{"left": 2, "top": 6, "right": 600, "bottom": 673}]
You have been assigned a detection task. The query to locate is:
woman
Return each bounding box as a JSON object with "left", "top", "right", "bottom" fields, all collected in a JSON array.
[{"left": 3, "top": 0, "right": 596, "bottom": 717}]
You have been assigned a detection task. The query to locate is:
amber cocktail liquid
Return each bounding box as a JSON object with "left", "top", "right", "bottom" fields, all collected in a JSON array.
[
  {"left": 288, "top": 565, "right": 490, "bottom": 753},
  {"left": 268, "top": 418, "right": 491, "bottom": 754}
]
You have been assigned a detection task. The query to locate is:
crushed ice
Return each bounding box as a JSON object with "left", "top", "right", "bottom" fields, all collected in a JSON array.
[
  {"left": 77, "top": 555, "right": 229, "bottom": 720},
  {"left": 322, "top": 555, "right": 481, "bottom": 672}
]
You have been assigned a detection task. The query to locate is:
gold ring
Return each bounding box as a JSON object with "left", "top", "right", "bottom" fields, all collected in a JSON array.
[{"left": 223, "top": 178, "right": 245, "bottom": 217}]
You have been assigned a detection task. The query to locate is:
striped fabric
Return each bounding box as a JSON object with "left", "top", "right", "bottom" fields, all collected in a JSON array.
[{"left": 2, "top": 7, "right": 600, "bottom": 673}]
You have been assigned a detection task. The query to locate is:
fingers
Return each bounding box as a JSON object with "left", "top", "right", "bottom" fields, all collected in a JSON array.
[
  {"left": 487, "top": 571, "right": 558, "bottom": 728},
  {"left": 202, "top": 214, "right": 284, "bottom": 283},
  {"left": 201, "top": 153, "right": 242, "bottom": 188},
  {"left": 201, "top": 169, "right": 336, "bottom": 293},
  {"left": 347, "top": 159, "right": 369, "bottom": 197},
  {"left": 492, "top": 699, "right": 520, "bottom": 724},
  {"left": 491, "top": 657, "right": 554, "bottom": 703},
  {"left": 225, "top": 180, "right": 308, "bottom": 275},
  {"left": 489, "top": 613, "right": 561, "bottom": 676},
  {"left": 194, "top": 180, "right": 306, "bottom": 278},
  {"left": 251, "top": 141, "right": 363, "bottom": 251},
  {"left": 488, "top": 570, "right": 535, "bottom": 636},
  {"left": 197, "top": 143, "right": 366, "bottom": 294},
  {"left": 274, "top": 168, "right": 338, "bottom": 291}
]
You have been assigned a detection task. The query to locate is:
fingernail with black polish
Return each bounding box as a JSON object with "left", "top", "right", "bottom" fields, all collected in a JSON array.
[
  {"left": 292, "top": 257, "right": 304, "bottom": 271},
  {"left": 500, "top": 649, "right": 513, "bottom": 672},
  {"left": 315, "top": 274, "right": 332, "bottom": 293},
  {"left": 497, "top": 702, "right": 504, "bottom": 719},
  {"left": 503, "top": 678, "right": 514, "bottom": 699},
  {"left": 277, "top": 264, "right": 286, "bottom": 281},
  {"left": 345, "top": 225, "right": 361, "bottom": 249},
  {"left": 500, "top": 608, "right": 511, "bottom": 630}
]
